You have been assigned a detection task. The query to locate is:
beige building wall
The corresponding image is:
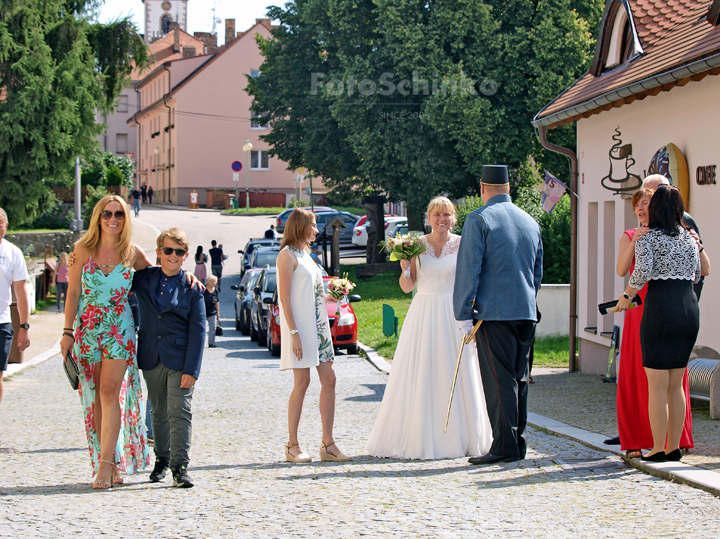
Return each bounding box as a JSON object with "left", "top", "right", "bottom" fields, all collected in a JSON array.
[{"left": 575, "top": 74, "right": 720, "bottom": 373}]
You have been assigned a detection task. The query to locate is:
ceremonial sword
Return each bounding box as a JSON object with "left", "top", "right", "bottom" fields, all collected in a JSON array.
[{"left": 444, "top": 319, "right": 483, "bottom": 433}]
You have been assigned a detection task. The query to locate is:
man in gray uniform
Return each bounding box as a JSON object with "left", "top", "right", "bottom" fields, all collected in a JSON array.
[{"left": 454, "top": 165, "right": 543, "bottom": 464}]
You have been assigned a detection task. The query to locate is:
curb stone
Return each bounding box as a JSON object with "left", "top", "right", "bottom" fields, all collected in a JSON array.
[{"left": 357, "top": 341, "right": 391, "bottom": 374}]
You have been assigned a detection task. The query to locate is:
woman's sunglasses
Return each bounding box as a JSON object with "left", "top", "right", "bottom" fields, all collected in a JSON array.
[
  {"left": 161, "top": 247, "right": 188, "bottom": 256},
  {"left": 101, "top": 210, "right": 125, "bottom": 220}
]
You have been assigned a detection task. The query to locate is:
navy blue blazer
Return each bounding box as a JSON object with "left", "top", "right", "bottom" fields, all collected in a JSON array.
[{"left": 132, "top": 267, "right": 206, "bottom": 379}]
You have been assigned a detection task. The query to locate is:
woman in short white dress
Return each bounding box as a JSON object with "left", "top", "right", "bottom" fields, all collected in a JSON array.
[{"left": 276, "top": 208, "right": 352, "bottom": 463}]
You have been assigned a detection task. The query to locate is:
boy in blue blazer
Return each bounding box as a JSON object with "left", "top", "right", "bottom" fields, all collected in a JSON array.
[{"left": 133, "top": 228, "right": 206, "bottom": 488}]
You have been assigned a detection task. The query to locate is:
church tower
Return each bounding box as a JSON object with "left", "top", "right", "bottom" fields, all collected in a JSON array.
[{"left": 144, "top": 0, "right": 188, "bottom": 43}]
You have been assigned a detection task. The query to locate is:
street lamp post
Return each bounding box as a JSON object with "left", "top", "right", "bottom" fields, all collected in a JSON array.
[
  {"left": 242, "top": 140, "right": 253, "bottom": 211},
  {"left": 154, "top": 146, "right": 160, "bottom": 202}
]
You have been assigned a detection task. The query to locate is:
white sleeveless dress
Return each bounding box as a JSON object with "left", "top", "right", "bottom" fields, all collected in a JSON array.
[
  {"left": 366, "top": 235, "right": 492, "bottom": 459},
  {"left": 279, "top": 246, "right": 334, "bottom": 371}
]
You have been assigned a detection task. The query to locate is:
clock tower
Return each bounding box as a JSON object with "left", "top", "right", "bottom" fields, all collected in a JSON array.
[{"left": 144, "top": 0, "right": 188, "bottom": 43}]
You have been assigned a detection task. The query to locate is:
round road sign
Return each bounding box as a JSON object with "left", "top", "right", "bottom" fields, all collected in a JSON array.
[{"left": 232, "top": 161, "right": 242, "bottom": 172}]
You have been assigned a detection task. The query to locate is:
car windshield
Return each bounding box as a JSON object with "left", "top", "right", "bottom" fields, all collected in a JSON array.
[
  {"left": 254, "top": 251, "right": 279, "bottom": 268},
  {"left": 264, "top": 273, "right": 277, "bottom": 292},
  {"left": 247, "top": 271, "right": 261, "bottom": 288}
]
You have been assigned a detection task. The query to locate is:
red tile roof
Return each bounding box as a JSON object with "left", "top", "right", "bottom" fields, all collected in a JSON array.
[{"left": 535, "top": 0, "right": 720, "bottom": 128}]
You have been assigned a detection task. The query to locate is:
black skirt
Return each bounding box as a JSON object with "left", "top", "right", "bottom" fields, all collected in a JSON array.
[{"left": 640, "top": 279, "right": 699, "bottom": 370}]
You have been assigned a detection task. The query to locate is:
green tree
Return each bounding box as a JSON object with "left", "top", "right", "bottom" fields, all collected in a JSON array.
[{"left": 0, "top": 0, "right": 148, "bottom": 225}]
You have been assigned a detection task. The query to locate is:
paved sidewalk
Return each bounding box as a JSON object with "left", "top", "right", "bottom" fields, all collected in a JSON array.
[{"left": 2, "top": 286, "right": 720, "bottom": 536}]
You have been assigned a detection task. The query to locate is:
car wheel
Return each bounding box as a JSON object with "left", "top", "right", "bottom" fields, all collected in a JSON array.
[
  {"left": 346, "top": 343, "right": 358, "bottom": 355},
  {"left": 271, "top": 338, "right": 280, "bottom": 357},
  {"left": 266, "top": 324, "right": 272, "bottom": 352},
  {"left": 258, "top": 320, "right": 268, "bottom": 346},
  {"left": 250, "top": 315, "right": 258, "bottom": 341},
  {"left": 235, "top": 306, "right": 242, "bottom": 331}
]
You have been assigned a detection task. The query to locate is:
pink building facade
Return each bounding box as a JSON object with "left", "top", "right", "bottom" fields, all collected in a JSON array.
[{"left": 129, "top": 19, "right": 316, "bottom": 207}]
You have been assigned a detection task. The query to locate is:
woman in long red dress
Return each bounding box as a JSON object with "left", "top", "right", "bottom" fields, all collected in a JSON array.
[{"left": 616, "top": 188, "right": 694, "bottom": 457}]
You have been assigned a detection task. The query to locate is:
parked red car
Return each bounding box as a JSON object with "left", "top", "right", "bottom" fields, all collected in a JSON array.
[{"left": 265, "top": 276, "right": 361, "bottom": 357}]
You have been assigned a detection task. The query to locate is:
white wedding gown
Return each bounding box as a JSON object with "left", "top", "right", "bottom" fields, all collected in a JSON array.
[{"left": 366, "top": 235, "right": 492, "bottom": 459}]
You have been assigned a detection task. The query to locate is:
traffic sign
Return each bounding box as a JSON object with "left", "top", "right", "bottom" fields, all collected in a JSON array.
[
  {"left": 233, "top": 172, "right": 240, "bottom": 182},
  {"left": 232, "top": 161, "right": 242, "bottom": 171}
]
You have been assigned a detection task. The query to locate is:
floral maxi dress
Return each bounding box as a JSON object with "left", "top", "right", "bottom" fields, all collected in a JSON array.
[{"left": 73, "top": 258, "right": 149, "bottom": 476}]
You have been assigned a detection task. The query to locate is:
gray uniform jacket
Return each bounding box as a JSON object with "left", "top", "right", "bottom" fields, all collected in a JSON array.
[{"left": 453, "top": 194, "right": 543, "bottom": 322}]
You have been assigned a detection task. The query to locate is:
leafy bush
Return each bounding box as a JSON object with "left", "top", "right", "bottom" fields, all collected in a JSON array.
[
  {"left": 106, "top": 166, "right": 124, "bottom": 186},
  {"left": 27, "top": 200, "right": 74, "bottom": 229},
  {"left": 83, "top": 185, "right": 110, "bottom": 222},
  {"left": 454, "top": 195, "right": 484, "bottom": 234},
  {"left": 287, "top": 197, "right": 305, "bottom": 208},
  {"left": 81, "top": 148, "right": 135, "bottom": 188}
]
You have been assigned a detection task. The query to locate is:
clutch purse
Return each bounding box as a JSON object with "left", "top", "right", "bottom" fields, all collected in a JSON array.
[
  {"left": 598, "top": 295, "right": 643, "bottom": 315},
  {"left": 63, "top": 350, "right": 80, "bottom": 390}
]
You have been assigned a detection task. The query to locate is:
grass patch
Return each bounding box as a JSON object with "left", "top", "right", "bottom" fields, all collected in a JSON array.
[
  {"left": 221, "top": 207, "right": 286, "bottom": 215},
  {"left": 8, "top": 228, "right": 66, "bottom": 233},
  {"left": 33, "top": 298, "right": 57, "bottom": 314},
  {"left": 342, "top": 263, "right": 411, "bottom": 359},
  {"left": 533, "top": 334, "right": 574, "bottom": 368},
  {"left": 334, "top": 206, "right": 365, "bottom": 216}
]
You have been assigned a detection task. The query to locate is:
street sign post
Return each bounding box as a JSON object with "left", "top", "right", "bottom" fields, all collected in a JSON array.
[
  {"left": 232, "top": 161, "right": 242, "bottom": 172},
  {"left": 233, "top": 173, "right": 240, "bottom": 182},
  {"left": 232, "top": 161, "right": 242, "bottom": 205}
]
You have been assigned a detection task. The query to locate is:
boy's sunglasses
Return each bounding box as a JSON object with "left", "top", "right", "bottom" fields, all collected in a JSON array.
[
  {"left": 101, "top": 210, "right": 125, "bottom": 220},
  {"left": 161, "top": 247, "right": 188, "bottom": 256}
]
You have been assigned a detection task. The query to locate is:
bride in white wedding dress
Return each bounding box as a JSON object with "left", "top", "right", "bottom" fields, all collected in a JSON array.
[{"left": 366, "top": 197, "right": 492, "bottom": 459}]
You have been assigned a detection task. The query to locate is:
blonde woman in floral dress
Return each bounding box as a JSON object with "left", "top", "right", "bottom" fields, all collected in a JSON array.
[
  {"left": 277, "top": 208, "right": 352, "bottom": 463},
  {"left": 60, "top": 195, "right": 154, "bottom": 489}
]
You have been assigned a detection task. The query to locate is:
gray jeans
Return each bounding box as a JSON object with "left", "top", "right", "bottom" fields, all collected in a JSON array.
[
  {"left": 207, "top": 314, "right": 216, "bottom": 346},
  {"left": 143, "top": 362, "right": 194, "bottom": 468}
]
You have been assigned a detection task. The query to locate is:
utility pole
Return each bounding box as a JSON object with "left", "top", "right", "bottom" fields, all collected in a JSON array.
[{"left": 70, "top": 157, "right": 83, "bottom": 232}]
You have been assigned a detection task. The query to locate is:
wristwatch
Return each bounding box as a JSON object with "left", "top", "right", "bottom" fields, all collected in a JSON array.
[
  {"left": 19, "top": 323, "right": 29, "bottom": 330},
  {"left": 290, "top": 329, "right": 299, "bottom": 335},
  {"left": 622, "top": 293, "right": 632, "bottom": 300}
]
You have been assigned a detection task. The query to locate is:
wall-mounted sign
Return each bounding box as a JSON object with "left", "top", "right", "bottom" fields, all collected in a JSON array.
[
  {"left": 696, "top": 165, "right": 717, "bottom": 185},
  {"left": 648, "top": 143, "right": 689, "bottom": 206},
  {"left": 600, "top": 127, "right": 642, "bottom": 194}
]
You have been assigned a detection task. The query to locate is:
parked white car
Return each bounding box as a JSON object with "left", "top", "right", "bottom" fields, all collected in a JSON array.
[{"left": 352, "top": 216, "right": 407, "bottom": 247}]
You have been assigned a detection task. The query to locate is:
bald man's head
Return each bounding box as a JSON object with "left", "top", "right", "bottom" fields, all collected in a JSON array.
[{"left": 642, "top": 174, "right": 670, "bottom": 192}]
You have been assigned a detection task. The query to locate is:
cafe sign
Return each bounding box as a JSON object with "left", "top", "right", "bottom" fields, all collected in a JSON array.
[{"left": 696, "top": 165, "right": 717, "bottom": 185}]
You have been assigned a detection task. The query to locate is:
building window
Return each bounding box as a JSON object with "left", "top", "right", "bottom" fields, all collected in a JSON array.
[
  {"left": 161, "top": 14, "right": 173, "bottom": 35},
  {"left": 250, "top": 69, "right": 260, "bottom": 78},
  {"left": 250, "top": 111, "right": 269, "bottom": 129},
  {"left": 116, "top": 94, "right": 128, "bottom": 113},
  {"left": 116, "top": 133, "right": 128, "bottom": 155},
  {"left": 250, "top": 150, "right": 270, "bottom": 170}
]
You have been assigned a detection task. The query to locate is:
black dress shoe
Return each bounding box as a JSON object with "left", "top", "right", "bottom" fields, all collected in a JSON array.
[
  {"left": 603, "top": 436, "right": 621, "bottom": 445},
  {"left": 641, "top": 451, "right": 666, "bottom": 462},
  {"left": 665, "top": 449, "right": 682, "bottom": 462},
  {"left": 468, "top": 453, "right": 519, "bottom": 465},
  {"left": 149, "top": 457, "right": 170, "bottom": 482}
]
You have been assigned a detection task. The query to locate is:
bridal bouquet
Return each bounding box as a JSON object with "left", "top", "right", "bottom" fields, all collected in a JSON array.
[
  {"left": 328, "top": 273, "right": 356, "bottom": 315},
  {"left": 381, "top": 234, "right": 426, "bottom": 279}
]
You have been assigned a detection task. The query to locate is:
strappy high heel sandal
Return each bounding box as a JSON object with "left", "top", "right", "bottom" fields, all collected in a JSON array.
[
  {"left": 285, "top": 442, "right": 311, "bottom": 463},
  {"left": 93, "top": 460, "right": 114, "bottom": 489},
  {"left": 319, "top": 442, "right": 353, "bottom": 462}
]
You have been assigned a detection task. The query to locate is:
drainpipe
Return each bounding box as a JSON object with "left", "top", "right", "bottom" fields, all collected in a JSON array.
[
  {"left": 538, "top": 125, "right": 578, "bottom": 372},
  {"left": 163, "top": 64, "right": 172, "bottom": 203},
  {"left": 134, "top": 85, "right": 142, "bottom": 188}
]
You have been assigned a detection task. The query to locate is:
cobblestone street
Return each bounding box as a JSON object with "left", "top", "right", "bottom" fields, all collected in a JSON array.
[{"left": 3, "top": 302, "right": 720, "bottom": 537}]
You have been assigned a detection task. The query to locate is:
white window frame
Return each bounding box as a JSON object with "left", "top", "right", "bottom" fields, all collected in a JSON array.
[
  {"left": 250, "top": 111, "right": 269, "bottom": 130},
  {"left": 250, "top": 150, "right": 270, "bottom": 170},
  {"left": 116, "top": 94, "right": 129, "bottom": 113}
]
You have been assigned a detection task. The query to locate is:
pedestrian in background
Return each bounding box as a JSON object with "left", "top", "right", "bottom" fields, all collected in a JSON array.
[
  {"left": 194, "top": 246, "right": 208, "bottom": 285},
  {"left": 141, "top": 183, "right": 147, "bottom": 204},
  {"left": 309, "top": 244, "right": 322, "bottom": 266},
  {"left": 60, "top": 195, "right": 154, "bottom": 488},
  {"left": 55, "top": 252, "right": 70, "bottom": 313},
  {"left": 131, "top": 187, "right": 141, "bottom": 218},
  {"left": 131, "top": 228, "right": 206, "bottom": 488},
  {"left": 276, "top": 208, "right": 352, "bottom": 463},
  {"left": 204, "top": 275, "right": 219, "bottom": 348},
  {"left": 208, "top": 240, "right": 224, "bottom": 292},
  {"left": 615, "top": 185, "right": 710, "bottom": 462},
  {"left": 264, "top": 224, "right": 277, "bottom": 239},
  {"left": 0, "top": 207, "right": 31, "bottom": 424},
  {"left": 148, "top": 186, "right": 154, "bottom": 205}
]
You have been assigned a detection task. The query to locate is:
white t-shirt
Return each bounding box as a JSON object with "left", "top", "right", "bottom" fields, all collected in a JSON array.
[{"left": 0, "top": 239, "right": 29, "bottom": 324}]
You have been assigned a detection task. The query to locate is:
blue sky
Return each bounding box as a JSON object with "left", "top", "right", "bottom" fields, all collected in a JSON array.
[{"left": 97, "top": 0, "right": 273, "bottom": 47}]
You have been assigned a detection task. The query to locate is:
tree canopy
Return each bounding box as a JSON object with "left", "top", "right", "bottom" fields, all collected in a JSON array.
[
  {"left": 248, "top": 0, "right": 604, "bottom": 228},
  {"left": 0, "top": 0, "right": 147, "bottom": 225}
]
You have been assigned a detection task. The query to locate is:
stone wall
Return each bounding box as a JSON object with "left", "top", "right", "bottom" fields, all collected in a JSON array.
[{"left": 6, "top": 231, "right": 81, "bottom": 258}]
